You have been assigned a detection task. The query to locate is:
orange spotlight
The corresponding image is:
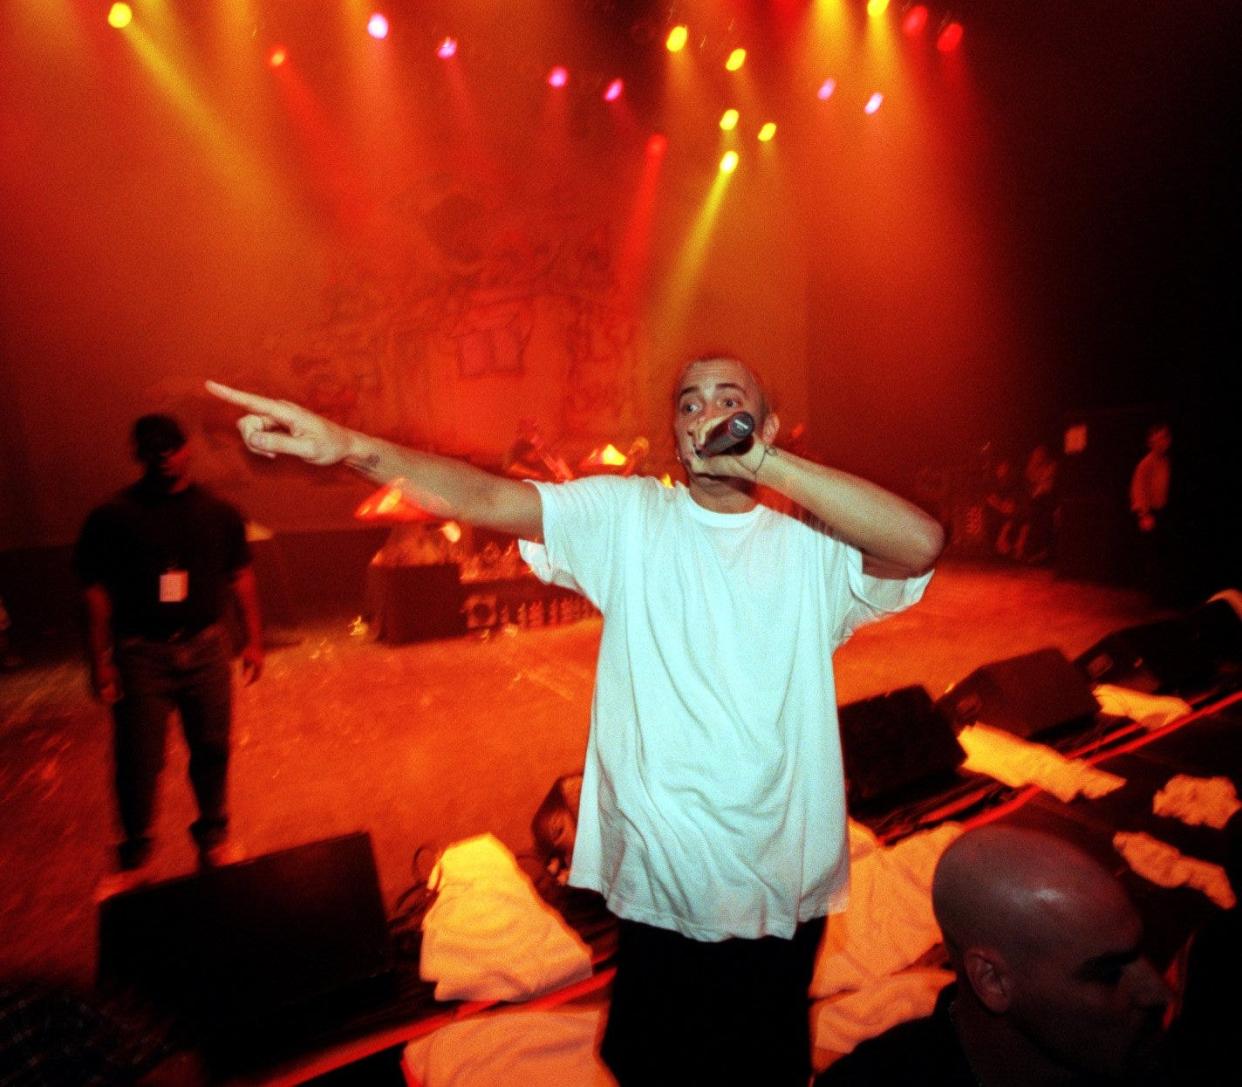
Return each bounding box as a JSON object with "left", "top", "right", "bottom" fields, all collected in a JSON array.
[
  {"left": 719, "top": 150, "right": 739, "bottom": 174},
  {"left": 268, "top": 45, "right": 288, "bottom": 68},
  {"left": 354, "top": 482, "right": 434, "bottom": 523},
  {"left": 107, "top": 3, "right": 133, "bottom": 29},
  {"left": 757, "top": 122, "right": 776, "bottom": 143},
  {"left": 719, "top": 108, "right": 739, "bottom": 131},
  {"left": 867, "top": 0, "right": 890, "bottom": 15},
  {"left": 937, "top": 22, "right": 964, "bottom": 53},
  {"left": 666, "top": 25, "right": 688, "bottom": 53},
  {"left": 864, "top": 92, "right": 884, "bottom": 115},
  {"left": 725, "top": 48, "right": 747, "bottom": 72},
  {"left": 817, "top": 78, "right": 837, "bottom": 100},
  {"left": 903, "top": 6, "right": 929, "bottom": 35},
  {"left": 646, "top": 133, "right": 668, "bottom": 156},
  {"left": 548, "top": 65, "right": 569, "bottom": 88},
  {"left": 604, "top": 78, "right": 624, "bottom": 102}
]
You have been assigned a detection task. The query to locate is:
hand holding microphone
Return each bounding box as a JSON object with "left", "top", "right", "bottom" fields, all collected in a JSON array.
[{"left": 695, "top": 411, "right": 756, "bottom": 458}]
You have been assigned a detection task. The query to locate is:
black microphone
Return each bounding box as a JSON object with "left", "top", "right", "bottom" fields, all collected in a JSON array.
[{"left": 697, "top": 411, "right": 756, "bottom": 457}]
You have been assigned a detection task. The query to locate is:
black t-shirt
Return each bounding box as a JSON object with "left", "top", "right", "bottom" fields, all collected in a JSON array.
[
  {"left": 74, "top": 481, "right": 251, "bottom": 640},
  {"left": 815, "top": 984, "right": 976, "bottom": 1087}
]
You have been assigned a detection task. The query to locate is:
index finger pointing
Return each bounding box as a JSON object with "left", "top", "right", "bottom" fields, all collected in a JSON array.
[{"left": 206, "top": 380, "right": 288, "bottom": 418}]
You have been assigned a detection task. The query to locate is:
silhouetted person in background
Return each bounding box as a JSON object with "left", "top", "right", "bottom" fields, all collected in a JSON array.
[
  {"left": 1130, "top": 422, "right": 1182, "bottom": 605},
  {"left": 984, "top": 458, "right": 1021, "bottom": 558},
  {"left": 818, "top": 826, "right": 1172, "bottom": 1086},
  {"left": 75, "top": 415, "right": 263, "bottom": 898},
  {"left": 1015, "top": 444, "right": 1057, "bottom": 564}
]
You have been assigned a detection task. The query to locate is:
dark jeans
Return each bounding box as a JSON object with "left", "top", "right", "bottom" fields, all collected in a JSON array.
[
  {"left": 111, "top": 624, "right": 232, "bottom": 868},
  {"left": 601, "top": 915, "right": 827, "bottom": 1086}
]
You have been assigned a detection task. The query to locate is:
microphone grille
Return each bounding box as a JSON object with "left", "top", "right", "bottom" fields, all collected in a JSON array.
[{"left": 728, "top": 412, "right": 756, "bottom": 439}]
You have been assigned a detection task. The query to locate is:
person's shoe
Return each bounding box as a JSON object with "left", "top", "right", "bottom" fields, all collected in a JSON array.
[
  {"left": 198, "top": 840, "right": 245, "bottom": 868},
  {"left": 94, "top": 865, "right": 151, "bottom": 902}
]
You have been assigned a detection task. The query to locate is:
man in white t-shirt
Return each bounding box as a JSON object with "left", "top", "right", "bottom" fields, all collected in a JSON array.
[{"left": 208, "top": 357, "right": 944, "bottom": 1084}]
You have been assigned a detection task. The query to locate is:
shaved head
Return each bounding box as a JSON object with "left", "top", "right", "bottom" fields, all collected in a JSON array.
[
  {"left": 932, "top": 825, "right": 1170, "bottom": 1081},
  {"left": 933, "top": 826, "right": 1132, "bottom": 968}
]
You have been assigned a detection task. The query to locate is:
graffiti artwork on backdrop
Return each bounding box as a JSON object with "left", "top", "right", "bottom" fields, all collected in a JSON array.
[{"left": 244, "top": 174, "right": 642, "bottom": 463}]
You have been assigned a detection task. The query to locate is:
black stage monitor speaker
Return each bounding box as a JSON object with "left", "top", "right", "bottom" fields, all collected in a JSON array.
[
  {"left": 1077, "top": 618, "right": 1206, "bottom": 695},
  {"left": 838, "top": 686, "right": 967, "bottom": 808},
  {"left": 1077, "top": 598, "right": 1242, "bottom": 695},
  {"left": 98, "top": 831, "right": 394, "bottom": 1065},
  {"left": 937, "top": 647, "right": 1099, "bottom": 740}
]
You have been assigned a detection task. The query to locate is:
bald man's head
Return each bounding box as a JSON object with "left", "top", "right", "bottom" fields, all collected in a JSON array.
[
  {"left": 933, "top": 826, "right": 1134, "bottom": 969},
  {"left": 932, "top": 826, "right": 1170, "bottom": 1080}
]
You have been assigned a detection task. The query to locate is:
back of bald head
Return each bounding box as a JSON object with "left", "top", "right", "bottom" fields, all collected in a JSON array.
[{"left": 932, "top": 826, "right": 1129, "bottom": 968}]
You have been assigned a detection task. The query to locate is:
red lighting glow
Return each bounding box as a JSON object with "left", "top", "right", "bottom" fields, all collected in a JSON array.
[
  {"left": 937, "top": 22, "right": 964, "bottom": 53},
  {"left": 646, "top": 133, "right": 668, "bottom": 157},
  {"left": 864, "top": 92, "right": 884, "bottom": 115},
  {"left": 604, "top": 78, "right": 624, "bottom": 102},
  {"left": 268, "top": 46, "right": 288, "bottom": 68},
  {"left": 817, "top": 78, "right": 837, "bottom": 101},
  {"left": 548, "top": 66, "right": 569, "bottom": 88},
  {"left": 903, "top": 6, "right": 929, "bottom": 35},
  {"left": 367, "top": 13, "right": 389, "bottom": 41},
  {"left": 436, "top": 37, "right": 457, "bottom": 59}
]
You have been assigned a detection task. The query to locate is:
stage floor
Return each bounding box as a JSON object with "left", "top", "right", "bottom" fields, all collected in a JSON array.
[{"left": 0, "top": 559, "right": 1164, "bottom": 990}]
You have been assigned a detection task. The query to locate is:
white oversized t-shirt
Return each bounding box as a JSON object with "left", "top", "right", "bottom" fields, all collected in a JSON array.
[{"left": 519, "top": 476, "right": 931, "bottom": 941}]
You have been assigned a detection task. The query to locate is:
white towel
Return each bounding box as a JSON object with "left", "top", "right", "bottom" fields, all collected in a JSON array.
[
  {"left": 420, "top": 834, "right": 593, "bottom": 1002},
  {"left": 1114, "top": 830, "right": 1236, "bottom": 910},
  {"left": 812, "top": 969, "right": 954, "bottom": 1062},
  {"left": 811, "top": 822, "right": 961, "bottom": 997},
  {"left": 1093, "top": 684, "right": 1191, "bottom": 730},
  {"left": 404, "top": 1007, "right": 615, "bottom": 1087},
  {"left": 1152, "top": 774, "right": 1241, "bottom": 829},
  {"left": 958, "top": 723, "right": 1125, "bottom": 802}
]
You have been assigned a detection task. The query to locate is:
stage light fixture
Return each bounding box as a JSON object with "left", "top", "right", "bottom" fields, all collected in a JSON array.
[
  {"left": 437, "top": 37, "right": 457, "bottom": 59},
  {"left": 268, "top": 46, "right": 288, "bottom": 68},
  {"left": 719, "top": 109, "right": 739, "bottom": 132},
  {"left": 725, "top": 48, "right": 747, "bottom": 72},
  {"left": 548, "top": 66, "right": 569, "bottom": 88},
  {"left": 604, "top": 78, "right": 624, "bottom": 102},
  {"left": 107, "top": 3, "right": 132, "bottom": 29},
  {"left": 817, "top": 78, "right": 837, "bottom": 100},
  {"left": 757, "top": 122, "right": 776, "bottom": 143},
  {"left": 666, "top": 25, "right": 688, "bottom": 53},
  {"left": 937, "top": 21, "right": 964, "bottom": 53},
  {"left": 865, "top": 92, "right": 884, "bottom": 114},
  {"left": 646, "top": 133, "right": 668, "bottom": 157},
  {"left": 903, "top": 6, "right": 929, "bottom": 35},
  {"left": 719, "top": 150, "right": 739, "bottom": 174},
  {"left": 367, "top": 13, "right": 389, "bottom": 41},
  {"left": 867, "top": 0, "right": 890, "bottom": 16}
]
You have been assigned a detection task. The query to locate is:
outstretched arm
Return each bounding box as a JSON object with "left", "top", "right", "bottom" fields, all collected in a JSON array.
[
  {"left": 205, "top": 382, "right": 544, "bottom": 541},
  {"left": 689, "top": 434, "right": 945, "bottom": 577}
]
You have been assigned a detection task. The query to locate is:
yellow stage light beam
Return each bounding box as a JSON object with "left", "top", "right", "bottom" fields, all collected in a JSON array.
[
  {"left": 122, "top": 22, "right": 277, "bottom": 206},
  {"left": 659, "top": 159, "right": 738, "bottom": 337}
]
